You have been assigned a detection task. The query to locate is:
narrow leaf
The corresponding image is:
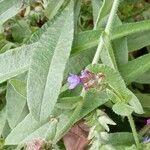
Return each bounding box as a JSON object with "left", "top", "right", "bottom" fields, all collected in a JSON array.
[
  {"left": 6, "top": 80, "right": 28, "bottom": 129},
  {"left": 0, "top": 44, "right": 35, "bottom": 84},
  {"left": 120, "top": 53, "right": 150, "bottom": 84},
  {"left": 0, "top": 107, "right": 6, "bottom": 136},
  {"left": 0, "top": 0, "right": 22, "bottom": 30}
]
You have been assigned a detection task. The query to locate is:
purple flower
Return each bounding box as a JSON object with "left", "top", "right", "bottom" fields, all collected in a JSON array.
[
  {"left": 147, "top": 119, "right": 150, "bottom": 126},
  {"left": 80, "top": 70, "right": 89, "bottom": 78},
  {"left": 67, "top": 74, "right": 80, "bottom": 89}
]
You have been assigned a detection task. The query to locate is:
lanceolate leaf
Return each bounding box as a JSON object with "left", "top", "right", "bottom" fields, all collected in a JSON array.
[
  {"left": 120, "top": 53, "right": 150, "bottom": 84},
  {"left": 0, "top": 44, "right": 35, "bottom": 84},
  {"left": 27, "top": 1, "right": 74, "bottom": 122},
  {"left": 6, "top": 79, "right": 28, "bottom": 129},
  {"left": 9, "top": 79, "right": 26, "bottom": 98},
  {"left": 0, "top": 0, "right": 22, "bottom": 30},
  {"left": 72, "top": 20, "right": 150, "bottom": 54},
  {"left": 128, "top": 31, "right": 150, "bottom": 52},
  {"left": 0, "top": 107, "right": 6, "bottom": 136},
  {"left": 92, "top": 0, "right": 103, "bottom": 24},
  {"left": 5, "top": 114, "right": 49, "bottom": 145},
  {"left": 44, "top": 0, "right": 64, "bottom": 20}
]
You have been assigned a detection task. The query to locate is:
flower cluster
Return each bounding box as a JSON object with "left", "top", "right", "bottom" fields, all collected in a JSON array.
[{"left": 67, "top": 70, "right": 105, "bottom": 90}]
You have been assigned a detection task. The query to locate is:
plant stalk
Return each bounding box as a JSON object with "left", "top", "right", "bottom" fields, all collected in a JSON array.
[
  {"left": 92, "top": 0, "right": 120, "bottom": 64},
  {"left": 128, "top": 115, "right": 140, "bottom": 146}
]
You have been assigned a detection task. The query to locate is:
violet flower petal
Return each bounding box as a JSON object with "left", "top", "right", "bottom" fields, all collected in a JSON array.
[{"left": 67, "top": 74, "right": 80, "bottom": 89}]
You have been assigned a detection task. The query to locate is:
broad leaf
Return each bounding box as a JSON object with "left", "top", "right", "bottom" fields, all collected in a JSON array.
[
  {"left": 27, "top": 1, "right": 74, "bottom": 121},
  {"left": 112, "top": 102, "right": 133, "bottom": 116}
]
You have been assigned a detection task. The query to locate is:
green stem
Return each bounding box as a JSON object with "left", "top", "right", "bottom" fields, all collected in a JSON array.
[
  {"left": 105, "top": 0, "right": 120, "bottom": 35},
  {"left": 92, "top": 0, "right": 120, "bottom": 64},
  {"left": 128, "top": 115, "right": 140, "bottom": 146}
]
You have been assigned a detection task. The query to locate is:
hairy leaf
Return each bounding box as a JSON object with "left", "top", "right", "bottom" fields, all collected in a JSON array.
[
  {"left": 0, "top": 0, "right": 22, "bottom": 31},
  {"left": 0, "top": 44, "right": 35, "bottom": 84},
  {"left": 6, "top": 79, "right": 28, "bottom": 129},
  {"left": 27, "top": 1, "right": 74, "bottom": 121},
  {"left": 0, "top": 107, "right": 6, "bottom": 136},
  {"left": 120, "top": 53, "right": 150, "bottom": 84}
]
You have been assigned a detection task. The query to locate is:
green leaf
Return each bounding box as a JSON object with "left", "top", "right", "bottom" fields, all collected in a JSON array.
[
  {"left": 107, "top": 132, "right": 135, "bottom": 146},
  {"left": 133, "top": 70, "right": 150, "bottom": 84},
  {"left": 54, "top": 89, "right": 109, "bottom": 141},
  {"left": 120, "top": 53, "right": 150, "bottom": 84},
  {"left": 112, "top": 102, "right": 133, "bottom": 116},
  {"left": 9, "top": 79, "right": 26, "bottom": 98},
  {"left": 128, "top": 31, "right": 150, "bottom": 52},
  {"left": 6, "top": 79, "right": 28, "bottom": 129},
  {"left": 94, "top": 0, "right": 113, "bottom": 29},
  {"left": 44, "top": 0, "right": 64, "bottom": 20},
  {"left": 64, "top": 48, "right": 95, "bottom": 79},
  {"left": 27, "top": 0, "right": 70, "bottom": 44},
  {"left": 112, "top": 16, "right": 128, "bottom": 65},
  {"left": 101, "top": 32, "right": 118, "bottom": 69},
  {"left": 0, "top": 43, "right": 35, "bottom": 84},
  {"left": 79, "top": 89, "right": 109, "bottom": 119},
  {"left": 2, "top": 121, "right": 11, "bottom": 138},
  {"left": 134, "top": 93, "right": 150, "bottom": 117},
  {"left": 0, "top": 0, "right": 22, "bottom": 30},
  {"left": 87, "top": 64, "right": 129, "bottom": 100},
  {"left": 11, "top": 20, "right": 31, "bottom": 43},
  {"left": 27, "top": 1, "right": 74, "bottom": 122},
  {"left": 92, "top": 0, "right": 103, "bottom": 25},
  {"left": 56, "top": 96, "right": 82, "bottom": 110},
  {"left": 0, "top": 107, "right": 6, "bottom": 136},
  {"left": 5, "top": 90, "right": 108, "bottom": 145},
  {"left": 72, "top": 20, "right": 150, "bottom": 55},
  {"left": 5, "top": 114, "right": 50, "bottom": 145},
  {"left": 74, "top": 0, "right": 81, "bottom": 33},
  {"left": 128, "top": 90, "right": 144, "bottom": 114}
]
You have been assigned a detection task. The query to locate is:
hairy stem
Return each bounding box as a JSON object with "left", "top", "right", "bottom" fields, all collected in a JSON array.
[
  {"left": 128, "top": 115, "right": 140, "bottom": 146},
  {"left": 92, "top": 0, "right": 120, "bottom": 64}
]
